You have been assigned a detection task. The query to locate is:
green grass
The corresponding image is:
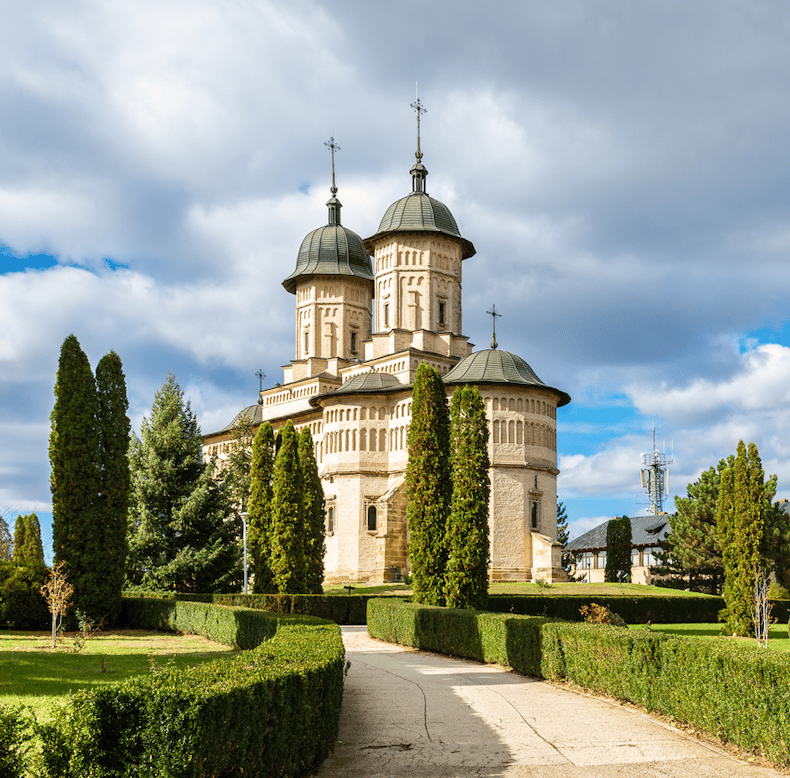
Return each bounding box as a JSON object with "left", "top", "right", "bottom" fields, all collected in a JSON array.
[
  {"left": 0, "top": 629, "right": 238, "bottom": 721},
  {"left": 628, "top": 621, "right": 790, "bottom": 651}
]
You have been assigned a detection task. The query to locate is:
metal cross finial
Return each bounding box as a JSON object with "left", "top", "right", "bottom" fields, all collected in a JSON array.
[
  {"left": 324, "top": 136, "right": 340, "bottom": 194},
  {"left": 256, "top": 369, "right": 265, "bottom": 393},
  {"left": 410, "top": 82, "right": 426, "bottom": 161},
  {"left": 486, "top": 304, "right": 502, "bottom": 349}
]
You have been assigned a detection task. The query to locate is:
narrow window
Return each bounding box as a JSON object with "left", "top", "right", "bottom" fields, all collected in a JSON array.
[
  {"left": 383, "top": 303, "right": 390, "bottom": 328},
  {"left": 326, "top": 507, "right": 335, "bottom": 534},
  {"left": 530, "top": 501, "right": 540, "bottom": 530},
  {"left": 304, "top": 331, "right": 309, "bottom": 355},
  {"left": 438, "top": 301, "right": 446, "bottom": 328},
  {"left": 367, "top": 505, "right": 377, "bottom": 532},
  {"left": 350, "top": 330, "right": 358, "bottom": 354}
]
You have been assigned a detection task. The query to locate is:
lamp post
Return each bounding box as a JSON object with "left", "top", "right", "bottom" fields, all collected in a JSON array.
[{"left": 240, "top": 511, "right": 249, "bottom": 595}]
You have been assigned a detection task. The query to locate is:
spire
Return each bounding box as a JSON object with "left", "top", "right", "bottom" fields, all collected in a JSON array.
[
  {"left": 487, "top": 304, "right": 501, "bottom": 349},
  {"left": 410, "top": 83, "right": 428, "bottom": 193},
  {"left": 324, "top": 136, "right": 342, "bottom": 225}
]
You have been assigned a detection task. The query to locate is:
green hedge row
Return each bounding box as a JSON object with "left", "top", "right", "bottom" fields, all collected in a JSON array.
[
  {"left": 34, "top": 599, "right": 345, "bottom": 777},
  {"left": 368, "top": 598, "right": 790, "bottom": 766},
  {"left": 138, "top": 591, "right": 378, "bottom": 624},
  {"left": 486, "top": 593, "right": 728, "bottom": 623}
]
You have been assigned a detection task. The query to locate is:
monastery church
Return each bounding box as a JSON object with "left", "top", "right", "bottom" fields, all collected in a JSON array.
[{"left": 203, "top": 113, "right": 571, "bottom": 584}]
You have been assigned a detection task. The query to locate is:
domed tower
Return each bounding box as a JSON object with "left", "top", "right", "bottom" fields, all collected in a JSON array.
[
  {"left": 283, "top": 138, "right": 374, "bottom": 364},
  {"left": 363, "top": 98, "right": 474, "bottom": 356}
]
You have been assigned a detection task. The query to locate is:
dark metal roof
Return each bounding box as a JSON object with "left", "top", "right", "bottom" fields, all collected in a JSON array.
[
  {"left": 364, "top": 192, "right": 475, "bottom": 259},
  {"left": 217, "top": 403, "right": 265, "bottom": 433},
  {"left": 567, "top": 514, "right": 672, "bottom": 552},
  {"left": 444, "top": 349, "right": 571, "bottom": 407},
  {"left": 311, "top": 371, "right": 404, "bottom": 405},
  {"left": 282, "top": 223, "right": 374, "bottom": 294}
]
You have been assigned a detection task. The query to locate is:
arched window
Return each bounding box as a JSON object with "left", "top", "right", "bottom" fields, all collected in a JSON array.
[
  {"left": 370, "top": 428, "right": 377, "bottom": 451},
  {"left": 508, "top": 420, "right": 515, "bottom": 443},
  {"left": 517, "top": 421, "right": 523, "bottom": 444},
  {"left": 360, "top": 428, "right": 367, "bottom": 450},
  {"left": 367, "top": 505, "right": 377, "bottom": 532},
  {"left": 326, "top": 507, "right": 335, "bottom": 535},
  {"left": 379, "top": 429, "right": 387, "bottom": 451}
]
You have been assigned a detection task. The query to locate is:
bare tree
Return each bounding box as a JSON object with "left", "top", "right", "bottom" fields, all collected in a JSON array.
[{"left": 40, "top": 562, "right": 74, "bottom": 648}]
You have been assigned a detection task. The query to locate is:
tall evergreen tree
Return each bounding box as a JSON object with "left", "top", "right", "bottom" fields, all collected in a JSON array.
[
  {"left": 126, "top": 374, "right": 241, "bottom": 593},
  {"left": 95, "top": 351, "right": 130, "bottom": 622},
  {"left": 556, "top": 502, "right": 572, "bottom": 571},
  {"left": 299, "top": 427, "right": 325, "bottom": 594},
  {"left": 50, "top": 334, "right": 102, "bottom": 618},
  {"left": 269, "top": 421, "right": 306, "bottom": 593},
  {"left": 406, "top": 363, "right": 451, "bottom": 606},
  {"left": 12, "top": 514, "right": 44, "bottom": 564},
  {"left": 248, "top": 422, "right": 275, "bottom": 593},
  {"left": 718, "top": 441, "right": 767, "bottom": 636},
  {"left": 605, "top": 516, "right": 632, "bottom": 582},
  {"left": 444, "top": 386, "right": 490, "bottom": 609}
]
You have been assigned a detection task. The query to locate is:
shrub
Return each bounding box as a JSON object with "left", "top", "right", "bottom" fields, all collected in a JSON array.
[
  {"left": 579, "top": 602, "right": 627, "bottom": 627},
  {"left": 368, "top": 598, "right": 790, "bottom": 766},
  {"left": 0, "top": 562, "right": 49, "bottom": 629},
  {"left": 37, "top": 598, "right": 345, "bottom": 777},
  {"left": 0, "top": 705, "right": 32, "bottom": 778},
  {"left": 769, "top": 581, "right": 790, "bottom": 600}
]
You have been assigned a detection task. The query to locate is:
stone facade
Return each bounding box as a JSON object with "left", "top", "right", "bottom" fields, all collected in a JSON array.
[{"left": 203, "top": 147, "right": 571, "bottom": 585}]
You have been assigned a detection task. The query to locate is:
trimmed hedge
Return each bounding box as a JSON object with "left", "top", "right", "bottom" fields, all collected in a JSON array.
[
  {"left": 486, "top": 593, "right": 727, "bottom": 623},
  {"left": 368, "top": 598, "right": 790, "bottom": 766},
  {"left": 128, "top": 591, "right": 380, "bottom": 624},
  {"left": 35, "top": 598, "right": 345, "bottom": 777}
]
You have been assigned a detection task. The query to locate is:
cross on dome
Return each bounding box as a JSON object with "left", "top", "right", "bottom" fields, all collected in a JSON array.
[
  {"left": 487, "top": 304, "right": 502, "bottom": 349},
  {"left": 410, "top": 84, "right": 428, "bottom": 194},
  {"left": 324, "top": 136, "right": 342, "bottom": 226}
]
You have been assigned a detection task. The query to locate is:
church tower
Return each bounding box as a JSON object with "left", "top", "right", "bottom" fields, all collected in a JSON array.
[
  {"left": 282, "top": 138, "right": 374, "bottom": 369},
  {"left": 362, "top": 97, "right": 475, "bottom": 374}
]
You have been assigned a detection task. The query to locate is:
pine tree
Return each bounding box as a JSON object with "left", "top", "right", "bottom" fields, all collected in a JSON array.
[
  {"left": 556, "top": 502, "right": 572, "bottom": 571},
  {"left": 718, "top": 441, "right": 767, "bottom": 636},
  {"left": 12, "top": 514, "right": 44, "bottom": 564},
  {"left": 248, "top": 422, "right": 275, "bottom": 593},
  {"left": 604, "top": 516, "right": 632, "bottom": 582},
  {"left": 126, "top": 373, "right": 242, "bottom": 592},
  {"left": 50, "top": 334, "right": 102, "bottom": 618},
  {"left": 95, "top": 351, "right": 130, "bottom": 622},
  {"left": 298, "top": 427, "right": 325, "bottom": 594},
  {"left": 444, "top": 386, "right": 490, "bottom": 609},
  {"left": 406, "top": 363, "right": 451, "bottom": 606},
  {"left": 269, "top": 421, "right": 306, "bottom": 593}
]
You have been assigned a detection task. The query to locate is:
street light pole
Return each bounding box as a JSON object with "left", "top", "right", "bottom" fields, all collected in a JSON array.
[{"left": 240, "top": 511, "right": 249, "bottom": 595}]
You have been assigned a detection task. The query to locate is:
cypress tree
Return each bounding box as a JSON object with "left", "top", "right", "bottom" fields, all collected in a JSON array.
[
  {"left": 248, "top": 422, "right": 275, "bottom": 593},
  {"left": 12, "top": 514, "right": 44, "bottom": 564},
  {"left": 224, "top": 414, "right": 255, "bottom": 512},
  {"left": 718, "top": 440, "right": 767, "bottom": 636},
  {"left": 444, "top": 386, "right": 490, "bottom": 609},
  {"left": 127, "top": 373, "right": 241, "bottom": 592},
  {"left": 604, "top": 516, "right": 632, "bottom": 582},
  {"left": 50, "top": 334, "right": 101, "bottom": 618},
  {"left": 299, "top": 427, "right": 325, "bottom": 594},
  {"left": 406, "top": 363, "right": 451, "bottom": 605},
  {"left": 269, "top": 421, "right": 306, "bottom": 593},
  {"left": 95, "top": 351, "right": 130, "bottom": 622},
  {"left": 557, "top": 502, "right": 571, "bottom": 571}
]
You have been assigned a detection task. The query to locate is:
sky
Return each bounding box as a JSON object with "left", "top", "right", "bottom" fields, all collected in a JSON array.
[{"left": 3, "top": 0, "right": 790, "bottom": 559}]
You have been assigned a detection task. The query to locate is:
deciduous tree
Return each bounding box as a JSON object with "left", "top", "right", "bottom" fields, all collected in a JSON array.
[
  {"left": 406, "top": 363, "right": 451, "bottom": 606},
  {"left": 444, "top": 386, "right": 489, "bottom": 609},
  {"left": 0, "top": 515, "right": 12, "bottom": 561}
]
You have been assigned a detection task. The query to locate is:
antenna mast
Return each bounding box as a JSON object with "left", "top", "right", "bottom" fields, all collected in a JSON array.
[{"left": 640, "top": 428, "right": 673, "bottom": 514}]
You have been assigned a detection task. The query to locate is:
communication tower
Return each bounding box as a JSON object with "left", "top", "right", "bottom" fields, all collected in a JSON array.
[{"left": 640, "top": 429, "right": 672, "bottom": 515}]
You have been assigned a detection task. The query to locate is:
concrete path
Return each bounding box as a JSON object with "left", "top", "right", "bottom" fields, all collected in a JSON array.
[{"left": 316, "top": 626, "right": 785, "bottom": 778}]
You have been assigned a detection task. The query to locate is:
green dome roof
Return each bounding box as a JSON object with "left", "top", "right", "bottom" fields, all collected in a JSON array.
[
  {"left": 364, "top": 192, "right": 475, "bottom": 259},
  {"left": 444, "top": 349, "right": 571, "bottom": 406},
  {"left": 282, "top": 192, "right": 374, "bottom": 294}
]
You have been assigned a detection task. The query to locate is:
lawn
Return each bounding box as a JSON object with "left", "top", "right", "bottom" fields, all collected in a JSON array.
[
  {"left": 0, "top": 629, "right": 238, "bottom": 721},
  {"left": 628, "top": 621, "right": 790, "bottom": 651}
]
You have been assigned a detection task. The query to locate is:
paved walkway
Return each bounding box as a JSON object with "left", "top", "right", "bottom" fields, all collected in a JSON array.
[{"left": 316, "top": 626, "right": 785, "bottom": 778}]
